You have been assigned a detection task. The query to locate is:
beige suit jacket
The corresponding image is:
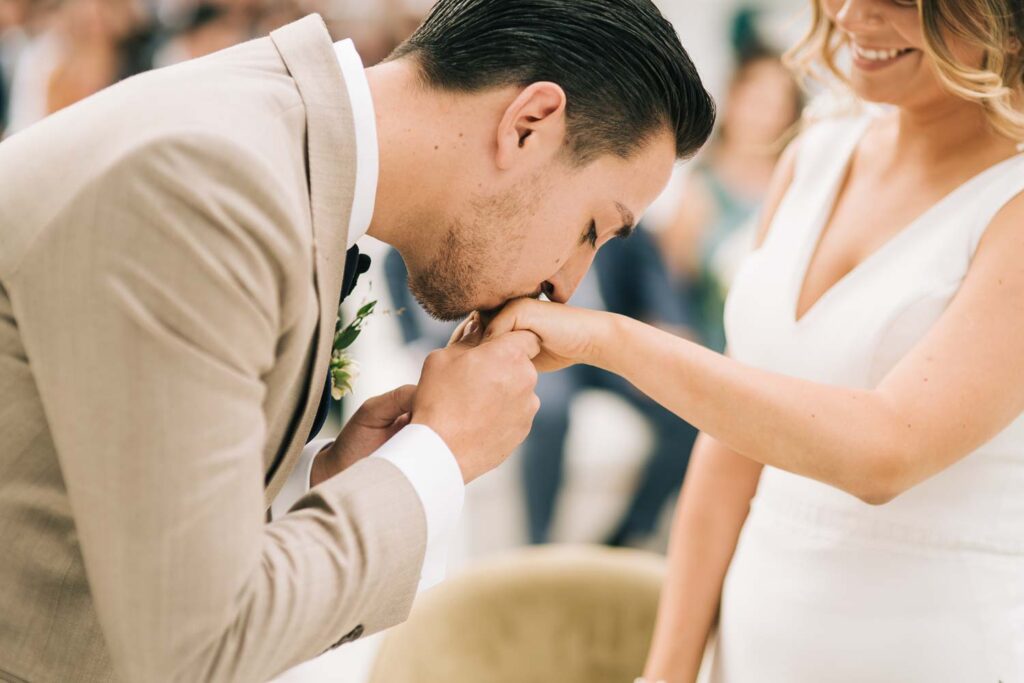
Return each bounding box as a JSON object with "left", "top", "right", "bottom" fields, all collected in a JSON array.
[{"left": 0, "top": 15, "right": 427, "bottom": 683}]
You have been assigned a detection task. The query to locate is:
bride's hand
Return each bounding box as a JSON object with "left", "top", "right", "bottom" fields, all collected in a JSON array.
[{"left": 482, "top": 298, "right": 613, "bottom": 373}]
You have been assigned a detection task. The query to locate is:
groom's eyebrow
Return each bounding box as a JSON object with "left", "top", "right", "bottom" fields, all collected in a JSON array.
[{"left": 614, "top": 201, "right": 636, "bottom": 239}]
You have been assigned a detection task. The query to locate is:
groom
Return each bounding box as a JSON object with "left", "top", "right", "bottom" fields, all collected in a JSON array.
[{"left": 0, "top": 1, "right": 713, "bottom": 681}]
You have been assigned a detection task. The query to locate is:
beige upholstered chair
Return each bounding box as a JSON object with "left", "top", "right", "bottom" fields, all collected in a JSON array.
[{"left": 368, "top": 545, "right": 666, "bottom": 683}]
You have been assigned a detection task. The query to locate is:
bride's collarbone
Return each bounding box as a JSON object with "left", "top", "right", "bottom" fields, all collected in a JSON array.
[
  {"left": 795, "top": 177, "right": 942, "bottom": 320},
  {"left": 817, "top": 152, "right": 999, "bottom": 262},
  {"left": 793, "top": 128, "right": 1020, "bottom": 320}
]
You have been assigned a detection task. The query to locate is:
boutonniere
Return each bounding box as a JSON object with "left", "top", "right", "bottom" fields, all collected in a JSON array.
[{"left": 329, "top": 300, "right": 377, "bottom": 400}]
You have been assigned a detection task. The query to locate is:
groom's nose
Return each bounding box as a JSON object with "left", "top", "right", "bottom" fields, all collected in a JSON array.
[{"left": 545, "top": 251, "right": 595, "bottom": 304}]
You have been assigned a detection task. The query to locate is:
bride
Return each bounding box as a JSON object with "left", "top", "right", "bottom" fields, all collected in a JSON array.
[{"left": 480, "top": 0, "right": 1024, "bottom": 680}]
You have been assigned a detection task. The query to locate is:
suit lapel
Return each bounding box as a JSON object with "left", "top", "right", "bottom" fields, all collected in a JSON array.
[{"left": 265, "top": 14, "right": 355, "bottom": 503}]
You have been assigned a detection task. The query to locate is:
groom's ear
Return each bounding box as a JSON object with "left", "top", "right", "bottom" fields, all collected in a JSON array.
[{"left": 494, "top": 82, "right": 567, "bottom": 171}]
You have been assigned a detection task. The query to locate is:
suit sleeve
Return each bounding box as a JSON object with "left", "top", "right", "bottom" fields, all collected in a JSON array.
[
  {"left": 273, "top": 425, "right": 465, "bottom": 593},
  {"left": 5, "top": 133, "right": 427, "bottom": 683}
]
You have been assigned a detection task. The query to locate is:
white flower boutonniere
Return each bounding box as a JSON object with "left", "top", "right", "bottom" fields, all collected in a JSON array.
[{"left": 330, "top": 300, "right": 376, "bottom": 400}]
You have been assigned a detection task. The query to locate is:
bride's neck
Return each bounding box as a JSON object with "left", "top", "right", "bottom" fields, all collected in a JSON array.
[{"left": 890, "top": 97, "right": 1015, "bottom": 166}]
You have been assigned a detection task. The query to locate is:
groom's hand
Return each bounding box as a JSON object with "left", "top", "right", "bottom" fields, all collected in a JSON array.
[
  {"left": 412, "top": 322, "right": 542, "bottom": 483},
  {"left": 310, "top": 385, "right": 417, "bottom": 486}
]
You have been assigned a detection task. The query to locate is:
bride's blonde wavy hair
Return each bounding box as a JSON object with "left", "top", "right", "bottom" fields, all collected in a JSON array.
[{"left": 785, "top": 0, "right": 1024, "bottom": 141}]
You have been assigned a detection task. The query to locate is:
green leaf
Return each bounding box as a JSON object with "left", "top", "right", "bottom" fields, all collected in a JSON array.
[
  {"left": 336, "top": 325, "right": 361, "bottom": 349},
  {"left": 356, "top": 301, "right": 377, "bottom": 318}
]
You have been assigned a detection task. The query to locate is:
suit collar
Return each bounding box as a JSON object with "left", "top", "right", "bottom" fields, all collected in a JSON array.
[{"left": 266, "top": 14, "right": 355, "bottom": 502}]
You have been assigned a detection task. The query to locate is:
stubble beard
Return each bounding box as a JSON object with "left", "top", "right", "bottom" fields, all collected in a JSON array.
[
  {"left": 408, "top": 219, "right": 486, "bottom": 321},
  {"left": 408, "top": 177, "right": 535, "bottom": 321}
]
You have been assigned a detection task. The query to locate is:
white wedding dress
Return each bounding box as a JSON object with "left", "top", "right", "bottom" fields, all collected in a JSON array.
[{"left": 711, "top": 112, "right": 1024, "bottom": 682}]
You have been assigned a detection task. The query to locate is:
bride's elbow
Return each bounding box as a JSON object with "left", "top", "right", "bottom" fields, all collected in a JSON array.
[
  {"left": 845, "top": 448, "right": 917, "bottom": 506},
  {"left": 853, "top": 485, "right": 900, "bottom": 506}
]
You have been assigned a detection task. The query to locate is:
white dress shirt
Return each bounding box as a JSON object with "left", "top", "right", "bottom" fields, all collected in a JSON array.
[{"left": 270, "top": 39, "right": 464, "bottom": 592}]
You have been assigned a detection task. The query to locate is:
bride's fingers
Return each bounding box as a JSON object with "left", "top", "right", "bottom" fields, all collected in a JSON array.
[
  {"left": 447, "top": 319, "right": 468, "bottom": 346},
  {"left": 448, "top": 312, "right": 480, "bottom": 347},
  {"left": 483, "top": 299, "right": 536, "bottom": 340}
]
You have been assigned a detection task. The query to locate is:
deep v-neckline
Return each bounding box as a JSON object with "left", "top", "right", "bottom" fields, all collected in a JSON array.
[{"left": 792, "top": 119, "right": 1024, "bottom": 326}]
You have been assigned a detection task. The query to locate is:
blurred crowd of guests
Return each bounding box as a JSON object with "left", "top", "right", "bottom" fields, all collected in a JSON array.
[
  {"left": 0, "top": 0, "right": 804, "bottom": 551},
  {"left": 0, "top": 0, "right": 430, "bottom": 136}
]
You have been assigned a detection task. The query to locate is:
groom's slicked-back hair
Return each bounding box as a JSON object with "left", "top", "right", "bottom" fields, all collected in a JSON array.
[{"left": 390, "top": 0, "right": 716, "bottom": 165}]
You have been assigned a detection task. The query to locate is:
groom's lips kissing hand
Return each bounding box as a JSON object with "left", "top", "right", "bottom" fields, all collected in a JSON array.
[{"left": 478, "top": 281, "right": 552, "bottom": 331}]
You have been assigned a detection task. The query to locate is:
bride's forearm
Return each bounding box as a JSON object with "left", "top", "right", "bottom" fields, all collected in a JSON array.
[{"left": 594, "top": 314, "right": 910, "bottom": 503}]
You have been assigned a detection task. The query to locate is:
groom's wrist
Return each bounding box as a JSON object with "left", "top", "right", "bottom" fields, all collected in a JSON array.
[{"left": 308, "top": 442, "right": 339, "bottom": 487}]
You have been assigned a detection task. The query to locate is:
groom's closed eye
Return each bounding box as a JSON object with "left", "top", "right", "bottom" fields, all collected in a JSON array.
[
  {"left": 613, "top": 201, "right": 637, "bottom": 240},
  {"left": 581, "top": 220, "right": 599, "bottom": 248},
  {"left": 579, "top": 202, "right": 637, "bottom": 249}
]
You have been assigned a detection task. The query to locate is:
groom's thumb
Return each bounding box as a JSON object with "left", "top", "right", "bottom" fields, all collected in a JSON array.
[{"left": 487, "top": 330, "right": 541, "bottom": 361}]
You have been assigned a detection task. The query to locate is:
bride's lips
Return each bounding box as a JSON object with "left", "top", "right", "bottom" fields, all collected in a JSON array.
[{"left": 851, "top": 44, "right": 917, "bottom": 72}]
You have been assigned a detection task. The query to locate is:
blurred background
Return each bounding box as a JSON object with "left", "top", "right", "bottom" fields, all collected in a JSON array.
[{"left": 0, "top": 0, "right": 808, "bottom": 679}]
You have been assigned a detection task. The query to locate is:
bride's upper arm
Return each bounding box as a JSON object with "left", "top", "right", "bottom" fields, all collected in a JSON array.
[
  {"left": 876, "top": 191, "right": 1024, "bottom": 488},
  {"left": 752, "top": 136, "right": 801, "bottom": 250}
]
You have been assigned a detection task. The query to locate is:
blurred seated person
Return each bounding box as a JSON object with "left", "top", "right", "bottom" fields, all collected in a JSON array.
[
  {"left": 46, "top": 0, "right": 150, "bottom": 112},
  {"left": 658, "top": 31, "right": 802, "bottom": 352},
  {"left": 323, "top": 0, "right": 430, "bottom": 67},
  {"left": 0, "top": 0, "right": 30, "bottom": 135},
  {"left": 152, "top": 1, "right": 251, "bottom": 67},
  {"left": 253, "top": 0, "right": 322, "bottom": 39},
  {"left": 7, "top": 0, "right": 151, "bottom": 132},
  {"left": 386, "top": 226, "right": 699, "bottom": 548}
]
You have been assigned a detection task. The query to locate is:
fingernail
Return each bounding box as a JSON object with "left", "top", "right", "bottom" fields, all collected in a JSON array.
[{"left": 463, "top": 321, "right": 478, "bottom": 338}]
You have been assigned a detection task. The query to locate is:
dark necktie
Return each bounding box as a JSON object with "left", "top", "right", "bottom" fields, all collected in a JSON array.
[{"left": 306, "top": 245, "right": 371, "bottom": 442}]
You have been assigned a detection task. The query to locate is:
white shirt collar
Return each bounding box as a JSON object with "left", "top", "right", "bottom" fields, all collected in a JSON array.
[{"left": 332, "top": 39, "right": 378, "bottom": 249}]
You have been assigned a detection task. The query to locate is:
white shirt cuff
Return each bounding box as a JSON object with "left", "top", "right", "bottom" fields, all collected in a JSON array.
[
  {"left": 270, "top": 437, "right": 334, "bottom": 519},
  {"left": 371, "top": 424, "right": 465, "bottom": 592}
]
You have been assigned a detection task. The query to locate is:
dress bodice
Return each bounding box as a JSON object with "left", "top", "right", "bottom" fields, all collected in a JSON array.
[{"left": 724, "top": 112, "right": 1024, "bottom": 552}]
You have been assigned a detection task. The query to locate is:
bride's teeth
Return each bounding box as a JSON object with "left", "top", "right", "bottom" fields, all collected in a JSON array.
[{"left": 855, "top": 45, "right": 906, "bottom": 61}]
